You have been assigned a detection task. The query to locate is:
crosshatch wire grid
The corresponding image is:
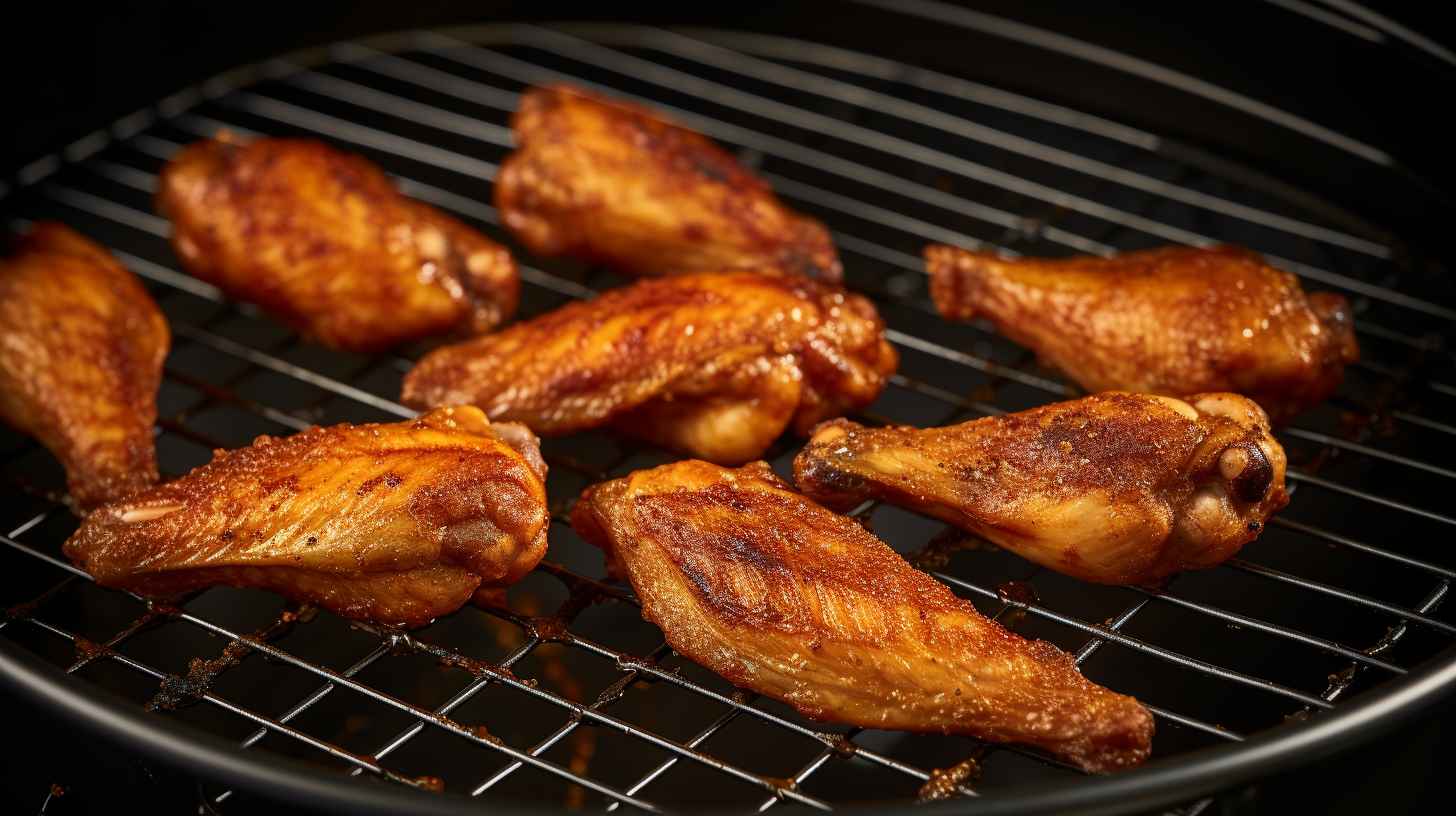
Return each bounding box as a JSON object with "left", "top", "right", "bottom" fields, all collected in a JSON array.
[{"left": 3, "top": 21, "right": 1456, "bottom": 814}]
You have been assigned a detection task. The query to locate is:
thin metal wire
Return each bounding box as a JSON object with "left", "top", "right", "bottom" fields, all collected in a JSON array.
[
  {"left": 33, "top": 156, "right": 1456, "bottom": 685},
  {"left": 851, "top": 0, "right": 1393, "bottom": 166},
  {"left": 80, "top": 101, "right": 1456, "bottom": 491},
  {"left": 569, "top": 24, "right": 1390, "bottom": 258},
  {"left": 250, "top": 38, "right": 1456, "bottom": 444},
  {"left": 21, "top": 159, "right": 1451, "bottom": 769},
  {"left": 180, "top": 43, "right": 1456, "bottom": 408},
  {"left": 417, "top": 25, "right": 1446, "bottom": 320},
  {"left": 1, "top": 24, "right": 1453, "bottom": 813},
  {"left": 1260, "top": 0, "right": 1386, "bottom": 42},
  {"left": 386, "top": 29, "right": 1456, "bottom": 375},
  {"left": 47, "top": 180, "right": 1456, "bottom": 654}
]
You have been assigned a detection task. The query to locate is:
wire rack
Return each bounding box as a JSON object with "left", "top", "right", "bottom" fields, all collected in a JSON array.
[{"left": 3, "top": 19, "right": 1456, "bottom": 814}]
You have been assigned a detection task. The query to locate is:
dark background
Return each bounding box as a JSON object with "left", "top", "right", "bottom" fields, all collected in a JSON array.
[{"left": 2, "top": 1, "right": 1452, "bottom": 813}]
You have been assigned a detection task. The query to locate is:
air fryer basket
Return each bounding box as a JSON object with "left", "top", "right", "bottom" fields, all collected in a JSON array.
[{"left": 3, "top": 12, "right": 1456, "bottom": 815}]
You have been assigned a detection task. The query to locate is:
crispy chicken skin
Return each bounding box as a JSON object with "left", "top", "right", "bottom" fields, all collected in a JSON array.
[
  {"left": 157, "top": 136, "right": 518, "bottom": 352},
  {"left": 927, "top": 244, "right": 1358, "bottom": 423},
  {"left": 795, "top": 393, "right": 1289, "bottom": 585},
  {"left": 572, "top": 460, "right": 1153, "bottom": 772},
  {"left": 402, "top": 271, "right": 896, "bottom": 463},
  {"left": 64, "top": 406, "right": 548, "bottom": 627},
  {"left": 1, "top": 223, "right": 169, "bottom": 509},
  {"left": 495, "top": 85, "right": 841, "bottom": 281}
]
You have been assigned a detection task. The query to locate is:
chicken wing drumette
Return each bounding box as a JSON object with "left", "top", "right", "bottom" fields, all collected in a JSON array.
[
  {"left": 795, "top": 392, "right": 1289, "bottom": 585},
  {"left": 1, "top": 223, "right": 169, "bottom": 509},
  {"left": 927, "top": 244, "right": 1358, "bottom": 423},
  {"left": 495, "top": 84, "right": 841, "bottom": 281},
  {"left": 402, "top": 271, "right": 896, "bottom": 463},
  {"left": 157, "top": 135, "right": 518, "bottom": 352},
  {"left": 65, "top": 407, "right": 548, "bottom": 627},
  {"left": 573, "top": 460, "right": 1153, "bottom": 772}
]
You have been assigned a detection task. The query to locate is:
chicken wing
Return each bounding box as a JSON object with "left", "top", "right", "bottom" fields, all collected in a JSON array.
[
  {"left": 795, "top": 392, "right": 1288, "bottom": 585},
  {"left": 1, "top": 223, "right": 168, "bottom": 509},
  {"left": 927, "top": 244, "right": 1358, "bottom": 423},
  {"left": 572, "top": 460, "right": 1153, "bottom": 772},
  {"left": 402, "top": 271, "right": 896, "bottom": 463},
  {"left": 64, "top": 406, "right": 548, "bottom": 627},
  {"left": 495, "top": 84, "right": 841, "bottom": 281},
  {"left": 157, "top": 135, "right": 518, "bottom": 352}
]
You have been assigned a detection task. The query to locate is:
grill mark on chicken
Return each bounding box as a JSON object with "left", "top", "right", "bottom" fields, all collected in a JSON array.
[
  {"left": 157, "top": 135, "right": 518, "bottom": 352},
  {"left": 402, "top": 271, "right": 896, "bottom": 464},
  {"left": 795, "top": 392, "right": 1289, "bottom": 585},
  {"left": 926, "top": 244, "right": 1359, "bottom": 423},
  {"left": 495, "top": 84, "right": 841, "bottom": 282},
  {"left": 573, "top": 460, "right": 1153, "bottom": 773},
  {"left": 63, "top": 406, "right": 548, "bottom": 627},
  {"left": 0, "top": 223, "right": 169, "bottom": 509}
]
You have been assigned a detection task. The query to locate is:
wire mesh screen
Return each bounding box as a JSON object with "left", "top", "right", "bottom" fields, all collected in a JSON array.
[{"left": 3, "top": 23, "right": 1455, "bottom": 813}]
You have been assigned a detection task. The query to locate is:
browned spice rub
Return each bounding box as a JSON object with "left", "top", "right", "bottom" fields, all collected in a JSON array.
[
  {"left": 402, "top": 271, "right": 897, "bottom": 464},
  {"left": 573, "top": 460, "right": 1154, "bottom": 772},
  {"left": 64, "top": 407, "right": 548, "bottom": 627},
  {"left": 927, "top": 244, "right": 1358, "bottom": 423},
  {"left": 0, "top": 222, "right": 169, "bottom": 509},
  {"left": 495, "top": 84, "right": 841, "bottom": 281},
  {"left": 157, "top": 135, "right": 518, "bottom": 352},
  {"left": 795, "top": 392, "right": 1289, "bottom": 585}
]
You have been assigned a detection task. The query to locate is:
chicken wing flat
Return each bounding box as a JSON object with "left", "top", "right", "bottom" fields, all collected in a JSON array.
[
  {"left": 1, "top": 223, "right": 168, "bottom": 509},
  {"left": 64, "top": 406, "right": 548, "bottom": 627},
  {"left": 927, "top": 244, "right": 1359, "bottom": 423},
  {"left": 795, "top": 392, "right": 1288, "bottom": 585},
  {"left": 157, "top": 136, "right": 518, "bottom": 352},
  {"left": 572, "top": 460, "right": 1153, "bottom": 772},
  {"left": 402, "top": 271, "right": 896, "bottom": 463},
  {"left": 495, "top": 84, "right": 841, "bottom": 281}
]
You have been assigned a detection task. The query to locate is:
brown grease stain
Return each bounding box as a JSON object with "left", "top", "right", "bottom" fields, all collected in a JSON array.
[
  {"left": 996, "top": 581, "right": 1041, "bottom": 631},
  {"left": 147, "top": 639, "right": 252, "bottom": 711},
  {"left": 916, "top": 755, "right": 981, "bottom": 802},
  {"left": 469, "top": 724, "right": 503, "bottom": 746},
  {"left": 910, "top": 526, "right": 985, "bottom": 571},
  {"left": 73, "top": 636, "right": 108, "bottom": 664},
  {"left": 825, "top": 733, "right": 858, "bottom": 758}
]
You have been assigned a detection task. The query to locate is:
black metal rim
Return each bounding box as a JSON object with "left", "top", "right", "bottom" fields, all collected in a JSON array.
[
  {"left": 3, "top": 22, "right": 1455, "bottom": 814},
  {"left": 7, "top": 637, "right": 1456, "bottom": 815}
]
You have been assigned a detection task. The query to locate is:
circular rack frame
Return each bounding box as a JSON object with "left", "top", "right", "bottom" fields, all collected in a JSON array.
[{"left": 4, "top": 21, "right": 1456, "bottom": 815}]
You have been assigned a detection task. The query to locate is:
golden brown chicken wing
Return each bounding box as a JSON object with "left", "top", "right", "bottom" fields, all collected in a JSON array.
[
  {"left": 927, "top": 244, "right": 1358, "bottom": 423},
  {"left": 1, "top": 223, "right": 168, "bottom": 509},
  {"left": 64, "top": 406, "right": 548, "bottom": 627},
  {"left": 572, "top": 460, "right": 1153, "bottom": 772},
  {"left": 795, "top": 392, "right": 1288, "bottom": 585},
  {"left": 402, "top": 271, "right": 896, "bottom": 463},
  {"left": 157, "top": 135, "right": 518, "bottom": 352},
  {"left": 495, "top": 84, "right": 841, "bottom": 281}
]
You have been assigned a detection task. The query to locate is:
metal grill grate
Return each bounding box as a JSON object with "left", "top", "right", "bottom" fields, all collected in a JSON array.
[{"left": 3, "top": 21, "right": 1455, "bottom": 813}]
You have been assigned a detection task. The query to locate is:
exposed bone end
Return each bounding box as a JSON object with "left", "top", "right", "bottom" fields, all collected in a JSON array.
[
  {"left": 117, "top": 503, "right": 185, "bottom": 524},
  {"left": 415, "top": 404, "right": 492, "bottom": 434},
  {"left": 809, "top": 422, "right": 850, "bottom": 446},
  {"left": 1217, "top": 446, "right": 1249, "bottom": 481},
  {"left": 1189, "top": 393, "right": 1271, "bottom": 428},
  {"left": 1158, "top": 392, "right": 1290, "bottom": 577},
  {"left": 1149, "top": 395, "right": 1199, "bottom": 421}
]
